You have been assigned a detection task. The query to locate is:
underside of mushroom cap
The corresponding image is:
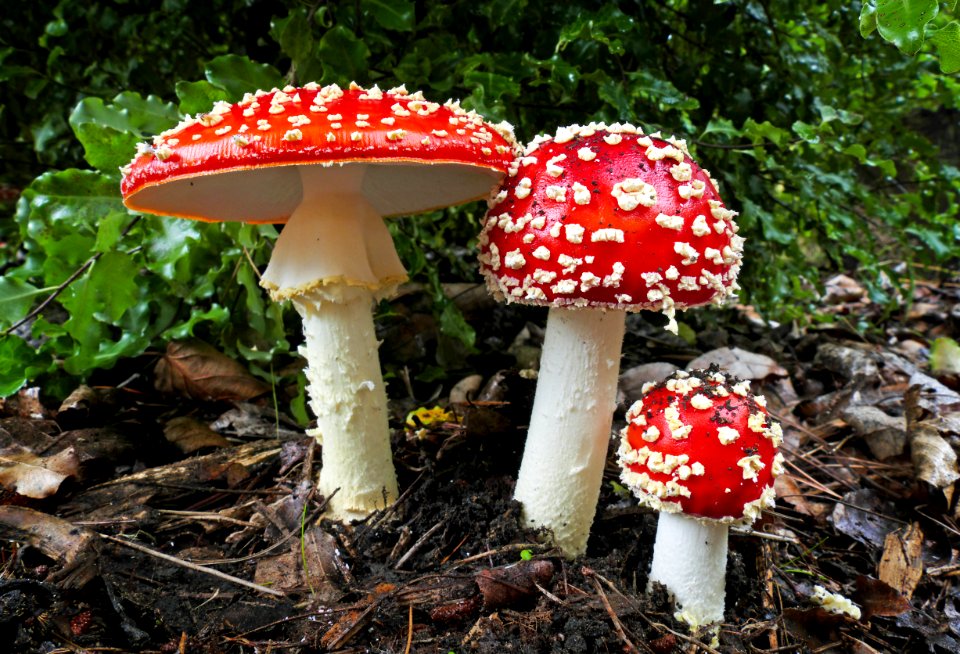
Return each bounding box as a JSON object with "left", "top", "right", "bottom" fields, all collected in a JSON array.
[
  {"left": 477, "top": 123, "right": 743, "bottom": 329},
  {"left": 618, "top": 366, "right": 783, "bottom": 524},
  {"left": 121, "top": 83, "right": 520, "bottom": 222}
]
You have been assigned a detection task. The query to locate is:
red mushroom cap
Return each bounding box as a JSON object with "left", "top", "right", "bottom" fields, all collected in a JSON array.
[
  {"left": 120, "top": 82, "right": 519, "bottom": 222},
  {"left": 617, "top": 366, "right": 782, "bottom": 523},
  {"left": 477, "top": 123, "right": 742, "bottom": 331}
]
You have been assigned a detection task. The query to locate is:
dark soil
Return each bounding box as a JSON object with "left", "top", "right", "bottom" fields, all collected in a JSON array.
[{"left": 1, "top": 276, "right": 959, "bottom": 653}]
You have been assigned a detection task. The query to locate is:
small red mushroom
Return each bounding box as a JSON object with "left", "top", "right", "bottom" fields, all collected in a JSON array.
[
  {"left": 617, "top": 366, "right": 783, "bottom": 627},
  {"left": 122, "top": 83, "right": 518, "bottom": 521},
  {"left": 477, "top": 122, "right": 742, "bottom": 556}
]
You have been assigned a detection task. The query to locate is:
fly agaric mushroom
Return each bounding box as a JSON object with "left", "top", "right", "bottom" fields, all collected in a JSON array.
[
  {"left": 122, "top": 82, "right": 518, "bottom": 520},
  {"left": 477, "top": 122, "right": 742, "bottom": 556},
  {"left": 617, "top": 367, "right": 783, "bottom": 627}
]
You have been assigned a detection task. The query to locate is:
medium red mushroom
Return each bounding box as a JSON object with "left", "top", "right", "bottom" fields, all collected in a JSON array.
[
  {"left": 122, "top": 83, "right": 518, "bottom": 520},
  {"left": 477, "top": 122, "right": 742, "bottom": 556},
  {"left": 617, "top": 367, "right": 783, "bottom": 627}
]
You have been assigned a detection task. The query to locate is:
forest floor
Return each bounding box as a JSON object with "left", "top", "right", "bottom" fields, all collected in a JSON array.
[{"left": 1, "top": 271, "right": 959, "bottom": 654}]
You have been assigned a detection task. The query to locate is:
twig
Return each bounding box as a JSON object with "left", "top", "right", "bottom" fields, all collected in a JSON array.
[
  {"left": 586, "top": 573, "right": 640, "bottom": 654},
  {"left": 99, "top": 532, "right": 285, "bottom": 597},
  {"left": 449, "top": 542, "right": 544, "bottom": 566},
  {"left": 358, "top": 471, "right": 425, "bottom": 535},
  {"left": 927, "top": 562, "right": 960, "bottom": 576},
  {"left": 403, "top": 604, "right": 414, "bottom": 654},
  {"left": 156, "top": 509, "right": 259, "bottom": 528},
  {"left": 440, "top": 533, "right": 470, "bottom": 564},
  {"left": 535, "top": 581, "right": 564, "bottom": 604},
  {"left": 393, "top": 519, "right": 447, "bottom": 569},
  {"left": 730, "top": 527, "right": 800, "bottom": 544}
]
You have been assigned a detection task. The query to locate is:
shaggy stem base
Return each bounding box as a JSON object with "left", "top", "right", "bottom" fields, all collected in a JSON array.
[{"left": 648, "top": 512, "right": 728, "bottom": 627}]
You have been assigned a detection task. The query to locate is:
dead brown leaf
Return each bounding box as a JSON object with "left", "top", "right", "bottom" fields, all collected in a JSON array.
[
  {"left": 831, "top": 489, "right": 899, "bottom": 548},
  {"left": 476, "top": 559, "right": 555, "bottom": 610},
  {"left": 0, "top": 387, "right": 49, "bottom": 419},
  {"left": 909, "top": 420, "right": 960, "bottom": 489},
  {"left": 774, "top": 474, "right": 829, "bottom": 519},
  {"left": 155, "top": 339, "right": 271, "bottom": 401},
  {"left": 57, "top": 384, "right": 100, "bottom": 414},
  {"left": 822, "top": 274, "right": 866, "bottom": 305},
  {"left": 164, "top": 416, "right": 231, "bottom": 454},
  {"left": 686, "top": 347, "right": 788, "bottom": 380},
  {"left": 841, "top": 405, "right": 907, "bottom": 461},
  {"left": 0, "top": 445, "right": 80, "bottom": 498},
  {"left": 619, "top": 362, "right": 680, "bottom": 405},
  {"left": 878, "top": 522, "right": 924, "bottom": 600},
  {"left": 253, "top": 527, "right": 344, "bottom": 600},
  {"left": 782, "top": 607, "right": 846, "bottom": 647},
  {"left": 854, "top": 576, "right": 911, "bottom": 620}
]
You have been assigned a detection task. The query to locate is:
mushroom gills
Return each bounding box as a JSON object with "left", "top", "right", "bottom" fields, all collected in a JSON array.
[{"left": 127, "top": 161, "right": 502, "bottom": 222}]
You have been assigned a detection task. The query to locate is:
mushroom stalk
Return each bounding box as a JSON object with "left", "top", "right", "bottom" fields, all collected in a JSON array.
[
  {"left": 262, "top": 166, "right": 405, "bottom": 520},
  {"left": 648, "top": 511, "right": 728, "bottom": 627},
  {"left": 513, "top": 306, "right": 626, "bottom": 557}
]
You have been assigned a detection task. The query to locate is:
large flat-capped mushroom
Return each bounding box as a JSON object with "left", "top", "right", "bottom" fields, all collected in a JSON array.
[
  {"left": 477, "top": 122, "right": 742, "bottom": 556},
  {"left": 618, "top": 367, "right": 783, "bottom": 627},
  {"left": 122, "top": 82, "right": 518, "bottom": 521}
]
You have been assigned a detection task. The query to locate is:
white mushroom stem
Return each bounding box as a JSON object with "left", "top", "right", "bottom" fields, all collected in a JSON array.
[
  {"left": 648, "top": 512, "right": 729, "bottom": 627},
  {"left": 261, "top": 165, "right": 406, "bottom": 521},
  {"left": 513, "top": 306, "right": 626, "bottom": 557}
]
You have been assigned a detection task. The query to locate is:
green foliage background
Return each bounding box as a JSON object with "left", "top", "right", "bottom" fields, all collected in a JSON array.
[{"left": 1, "top": 0, "right": 959, "bottom": 397}]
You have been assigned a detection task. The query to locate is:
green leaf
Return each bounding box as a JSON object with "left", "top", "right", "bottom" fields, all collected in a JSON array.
[
  {"left": 438, "top": 301, "right": 476, "bottom": 349},
  {"left": 929, "top": 21, "right": 960, "bottom": 73},
  {"left": 364, "top": 0, "right": 415, "bottom": 32},
  {"left": 743, "top": 119, "right": 790, "bottom": 146},
  {"left": 175, "top": 80, "right": 231, "bottom": 116},
  {"left": 68, "top": 93, "right": 179, "bottom": 173},
  {"left": 60, "top": 251, "right": 141, "bottom": 342},
  {"left": 0, "top": 336, "right": 44, "bottom": 397},
  {"left": 94, "top": 211, "right": 129, "bottom": 253},
  {"left": 481, "top": 0, "right": 526, "bottom": 26},
  {"left": 70, "top": 93, "right": 179, "bottom": 138},
  {"left": 868, "top": 157, "right": 898, "bottom": 176},
  {"left": 791, "top": 120, "right": 820, "bottom": 143},
  {"left": 0, "top": 277, "right": 45, "bottom": 328},
  {"left": 272, "top": 8, "right": 315, "bottom": 65},
  {"left": 930, "top": 337, "right": 960, "bottom": 374},
  {"left": 556, "top": 6, "right": 630, "bottom": 55},
  {"left": 164, "top": 304, "right": 230, "bottom": 340},
  {"left": 594, "top": 74, "right": 632, "bottom": 119},
  {"left": 462, "top": 71, "right": 521, "bottom": 102},
  {"left": 205, "top": 55, "right": 283, "bottom": 100},
  {"left": 700, "top": 118, "right": 743, "bottom": 140},
  {"left": 860, "top": 2, "right": 879, "bottom": 37},
  {"left": 675, "top": 321, "right": 697, "bottom": 346},
  {"left": 842, "top": 143, "right": 868, "bottom": 162},
  {"left": 319, "top": 26, "right": 371, "bottom": 84},
  {"left": 905, "top": 225, "right": 952, "bottom": 257},
  {"left": 18, "top": 170, "right": 127, "bottom": 284},
  {"left": 742, "top": 198, "right": 793, "bottom": 244},
  {"left": 70, "top": 123, "right": 137, "bottom": 173},
  {"left": 875, "top": 0, "right": 939, "bottom": 55}
]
